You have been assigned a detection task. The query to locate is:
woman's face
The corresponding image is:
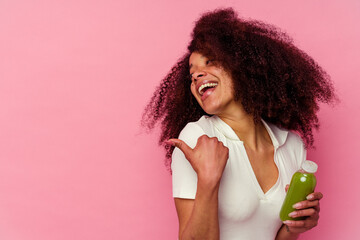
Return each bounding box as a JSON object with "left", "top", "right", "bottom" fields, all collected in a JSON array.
[{"left": 189, "top": 52, "right": 240, "bottom": 116}]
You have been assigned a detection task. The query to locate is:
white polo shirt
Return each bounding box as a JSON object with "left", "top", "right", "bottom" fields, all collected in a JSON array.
[{"left": 171, "top": 115, "right": 306, "bottom": 240}]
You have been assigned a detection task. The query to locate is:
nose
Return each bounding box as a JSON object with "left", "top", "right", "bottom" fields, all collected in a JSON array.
[{"left": 193, "top": 70, "right": 207, "bottom": 81}]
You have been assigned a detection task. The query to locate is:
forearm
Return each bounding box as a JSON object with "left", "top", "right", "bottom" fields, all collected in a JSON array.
[
  {"left": 181, "top": 178, "right": 220, "bottom": 240},
  {"left": 275, "top": 224, "right": 300, "bottom": 240}
]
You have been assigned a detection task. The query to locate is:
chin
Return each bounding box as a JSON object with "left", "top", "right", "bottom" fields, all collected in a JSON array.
[
  {"left": 195, "top": 95, "right": 224, "bottom": 115},
  {"left": 200, "top": 103, "right": 221, "bottom": 116}
]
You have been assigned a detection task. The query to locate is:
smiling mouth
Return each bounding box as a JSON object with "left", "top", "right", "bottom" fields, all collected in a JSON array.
[{"left": 198, "top": 83, "right": 218, "bottom": 95}]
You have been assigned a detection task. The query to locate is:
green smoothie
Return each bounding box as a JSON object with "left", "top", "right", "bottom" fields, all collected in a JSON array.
[{"left": 279, "top": 160, "right": 317, "bottom": 221}]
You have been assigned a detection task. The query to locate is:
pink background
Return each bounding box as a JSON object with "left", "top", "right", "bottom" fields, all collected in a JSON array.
[{"left": 0, "top": 0, "right": 358, "bottom": 239}]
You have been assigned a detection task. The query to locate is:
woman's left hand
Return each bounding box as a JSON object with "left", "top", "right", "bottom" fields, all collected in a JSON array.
[{"left": 283, "top": 186, "right": 323, "bottom": 234}]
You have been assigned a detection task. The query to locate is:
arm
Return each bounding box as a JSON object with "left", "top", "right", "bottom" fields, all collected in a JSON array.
[
  {"left": 175, "top": 178, "right": 220, "bottom": 239},
  {"left": 168, "top": 135, "right": 228, "bottom": 240}
]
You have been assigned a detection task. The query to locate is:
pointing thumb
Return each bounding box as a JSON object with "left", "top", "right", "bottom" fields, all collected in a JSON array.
[{"left": 166, "top": 139, "right": 193, "bottom": 158}]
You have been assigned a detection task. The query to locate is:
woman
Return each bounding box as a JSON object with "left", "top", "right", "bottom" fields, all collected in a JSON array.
[{"left": 142, "top": 8, "right": 335, "bottom": 240}]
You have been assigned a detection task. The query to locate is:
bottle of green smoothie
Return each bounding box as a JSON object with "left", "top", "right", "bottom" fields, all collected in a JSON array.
[{"left": 280, "top": 160, "right": 318, "bottom": 221}]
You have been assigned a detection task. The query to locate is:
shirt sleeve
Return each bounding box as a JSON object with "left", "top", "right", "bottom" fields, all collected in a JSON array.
[{"left": 171, "top": 122, "right": 206, "bottom": 199}]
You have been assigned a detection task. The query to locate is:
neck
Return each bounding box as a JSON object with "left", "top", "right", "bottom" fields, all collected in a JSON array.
[{"left": 217, "top": 105, "right": 271, "bottom": 151}]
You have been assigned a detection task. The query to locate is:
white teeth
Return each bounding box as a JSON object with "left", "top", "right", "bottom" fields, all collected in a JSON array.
[{"left": 198, "top": 83, "right": 218, "bottom": 95}]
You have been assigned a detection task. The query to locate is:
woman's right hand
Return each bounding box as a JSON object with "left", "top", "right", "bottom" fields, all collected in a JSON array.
[{"left": 167, "top": 135, "right": 229, "bottom": 185}]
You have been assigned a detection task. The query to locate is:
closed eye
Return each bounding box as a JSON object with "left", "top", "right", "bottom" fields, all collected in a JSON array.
[{"left": 206, "top": 60, "right": 212, "bottom": 65}]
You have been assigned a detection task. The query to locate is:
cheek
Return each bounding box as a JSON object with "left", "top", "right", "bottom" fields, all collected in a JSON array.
[
  {"left": 190, "top": 84, "right": 203, "bottom": 106},
  {"left": 190, "top": 83, "right": 197, "bottom": 97},
  {"left": 222, "top": 75, "right": 235, "bottom": 95}
]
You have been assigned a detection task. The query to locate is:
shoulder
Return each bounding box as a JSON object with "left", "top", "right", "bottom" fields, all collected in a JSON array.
[
  {"left": 265, "top": 121, "right": 304, "bottom": 149},
  {"left": 265, "top": 121, "right": 305, "bottom": 165},
  {"left": 272, "top": 125, "right": 306, "bottom": 168},
  {"left": 178, "top": 115, "right": 214, "bottom": 148},
  {"left": 284, "top": 131, "right": 305, "bottom": 151}
]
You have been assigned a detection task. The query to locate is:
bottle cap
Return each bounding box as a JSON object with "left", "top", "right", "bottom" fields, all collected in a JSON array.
[{"left": 301, "top": 160, "right": 318, "bottom": 173}]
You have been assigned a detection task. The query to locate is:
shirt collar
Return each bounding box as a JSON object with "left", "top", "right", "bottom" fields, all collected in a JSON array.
[
  {"left": 261, "top": 120, "right": 288, "bottom": 148},
  {"left": 210, "top": 115, "right": 288, "bottom": 148}
]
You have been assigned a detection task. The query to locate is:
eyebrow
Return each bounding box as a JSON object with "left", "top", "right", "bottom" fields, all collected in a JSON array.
[{"left": 189, "top": 55, "right": 206, "bottom": 71}]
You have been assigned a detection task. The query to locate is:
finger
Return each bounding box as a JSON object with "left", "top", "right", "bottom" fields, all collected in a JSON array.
[
  {"left": 284, "top": 218, "right": 318, "bottom": 229},
  {"left": 283, "top": 220, "right": 306, "bottom": 228},
  {"left": 293, "top": 200, "right": 319, "bottom": 210},
  {"left": 166, "top": 139, "right": 193, "bottom": 157},
  {"left": 306, "top": 192, "right": 323, "bottom": 201},
  {"left": 284, "top": 221, "right": 317, "bottom": 233},
  {"left": 288, "top": 208, "right": 317, "bottom": 218},
  {"left": 285, "top": 184, "right": 289, "bottom": 192}
]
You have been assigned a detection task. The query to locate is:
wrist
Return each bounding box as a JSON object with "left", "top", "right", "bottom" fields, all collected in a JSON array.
[
  {"left": 275, "top": 224, "right": 300, "bottom": 240},
  {"left": 197, "top": 174, "right": 221, "bottom": 190}
]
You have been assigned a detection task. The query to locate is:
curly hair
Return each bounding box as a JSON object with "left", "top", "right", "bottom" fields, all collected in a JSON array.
[{"left": 142, "top": 8, "right": 336, "bottom": 170}]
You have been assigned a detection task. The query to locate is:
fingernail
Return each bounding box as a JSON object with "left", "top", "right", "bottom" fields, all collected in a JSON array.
[
  {"left": 283, "top": 220, "right": 291, "bottom": 225},
  {"left": 306, "top": 195, "right": 313, "bottom": 200},
  {"left": 288, "top": 212, "right": 296, "bottom": 217},
  {"left": 293, "top": 203, "right": 301, "bottom": 209}
]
